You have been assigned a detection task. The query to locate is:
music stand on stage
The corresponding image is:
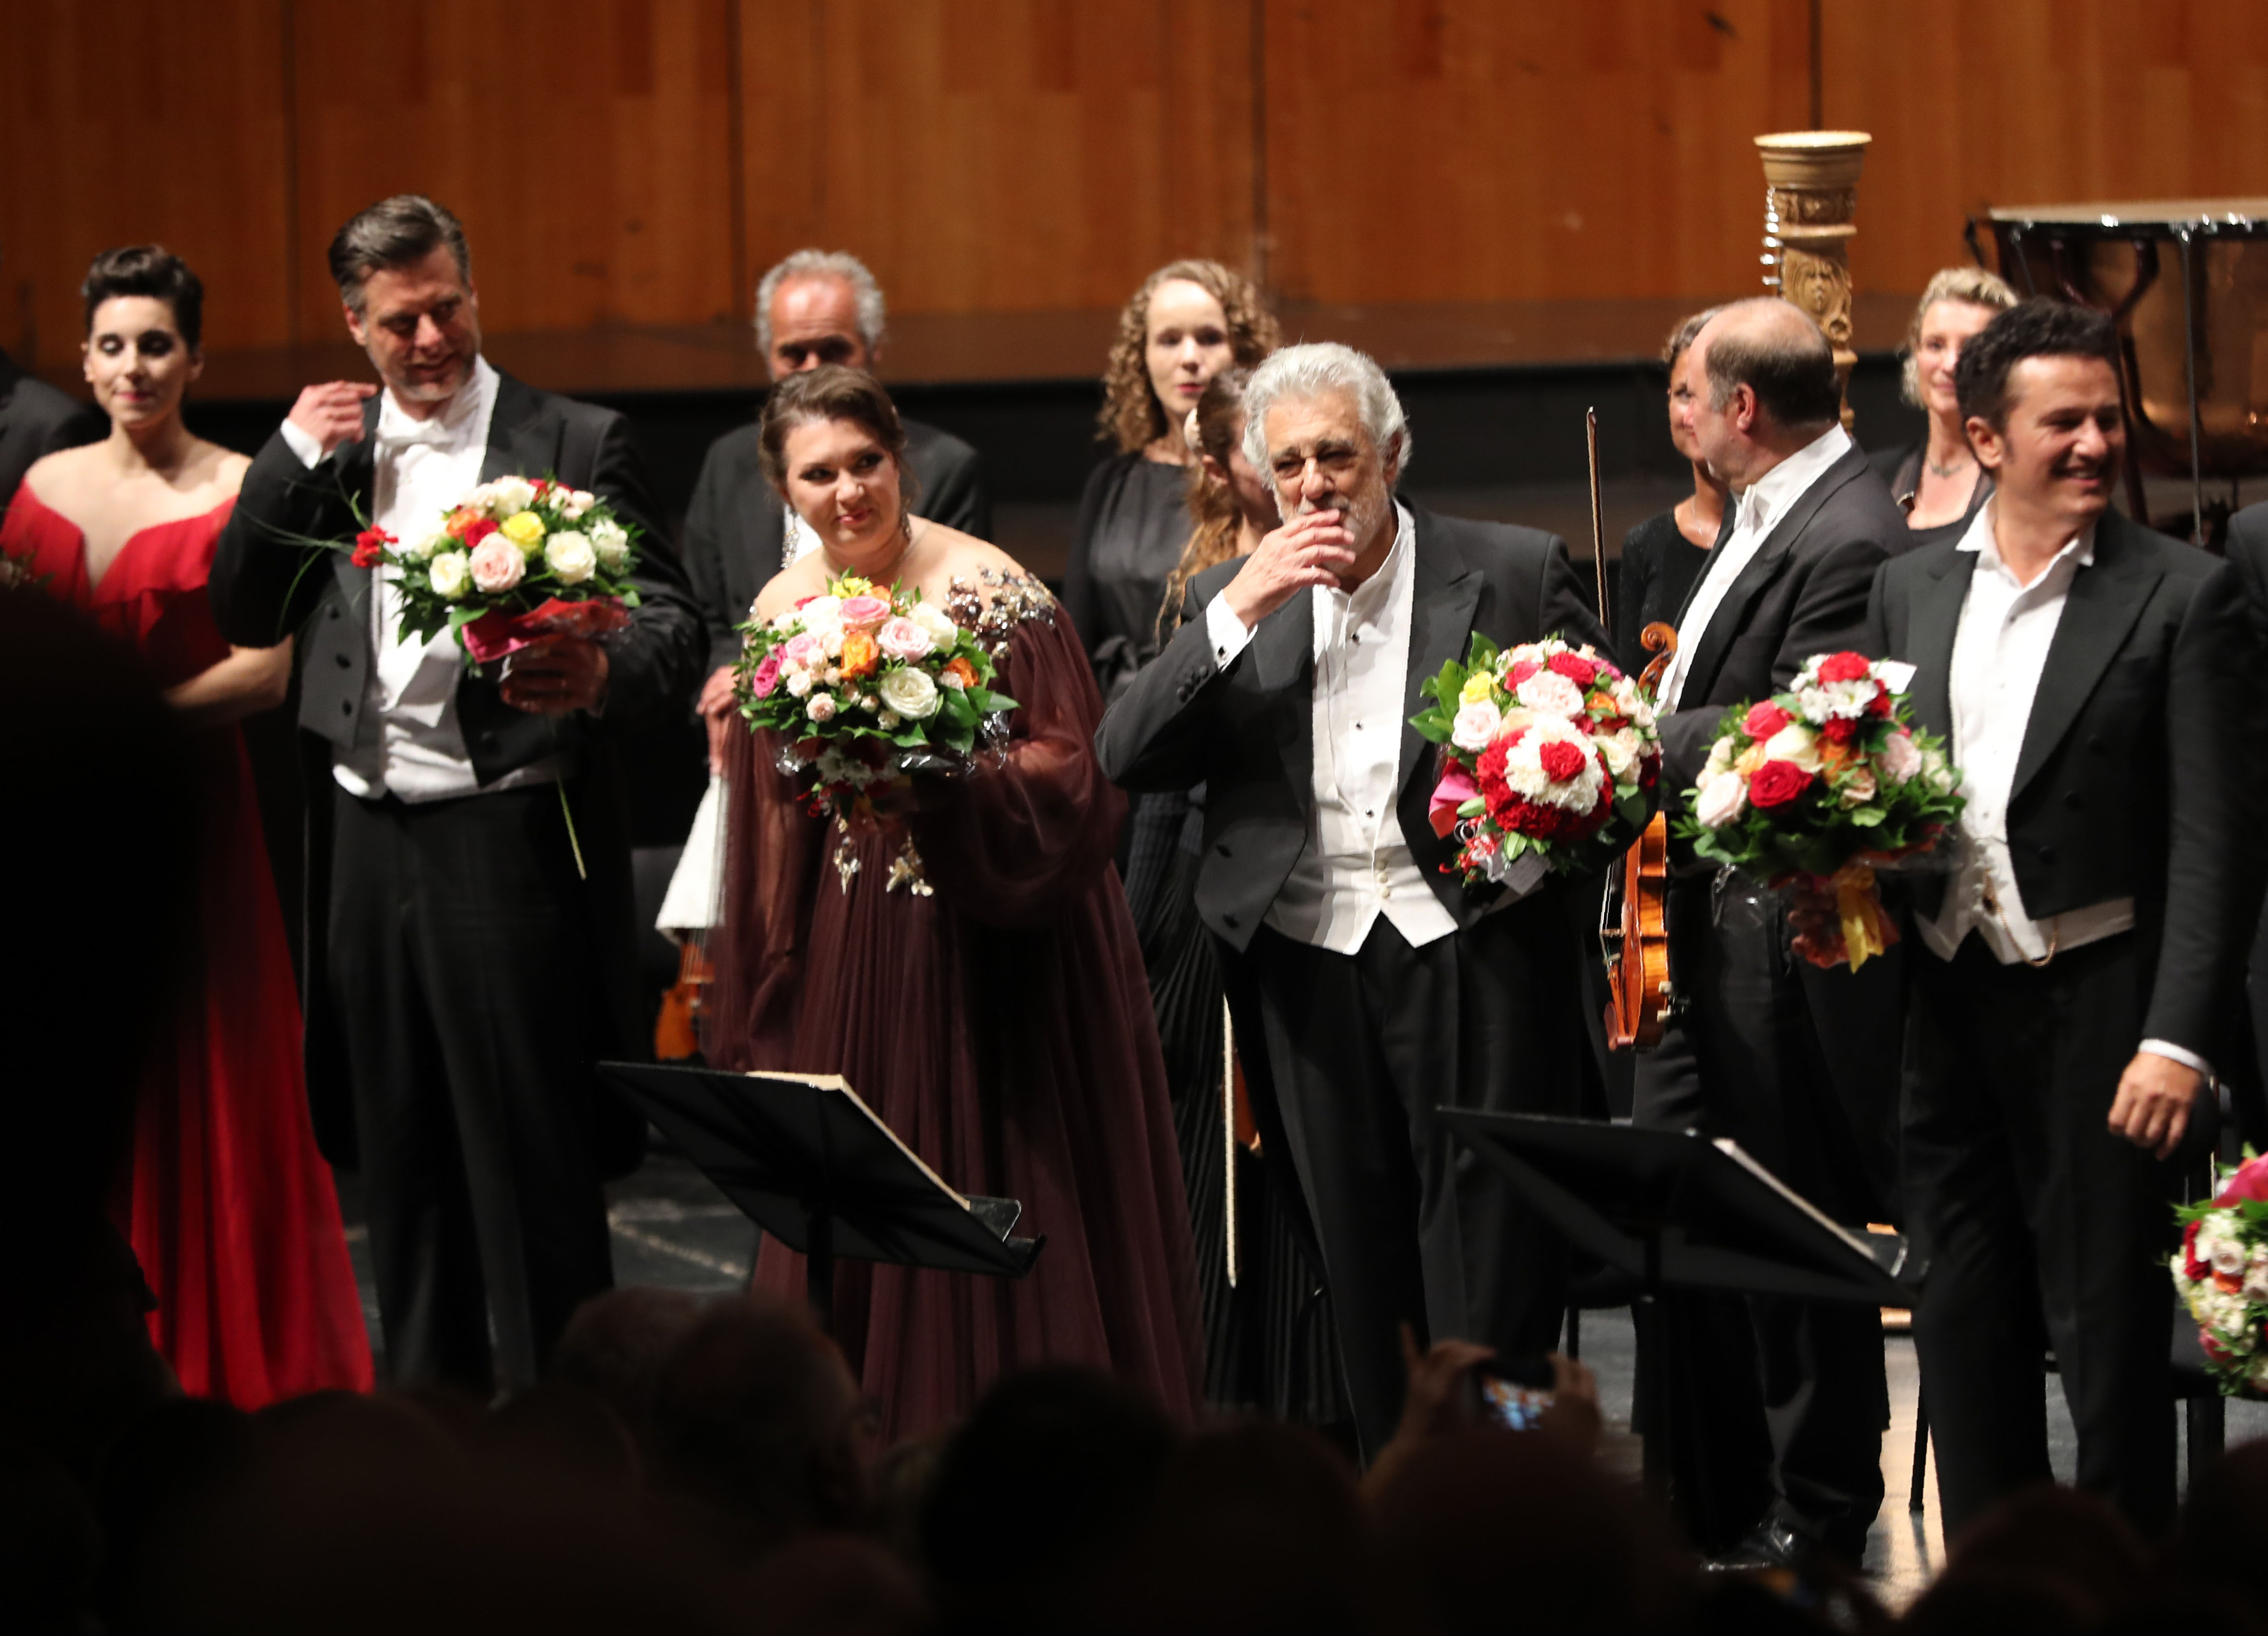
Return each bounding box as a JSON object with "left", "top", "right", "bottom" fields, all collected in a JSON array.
[
  {"left": 1437, "top": 1111, "right": 1922, "bottom": 1490},
  {"left": 601, "top": 1062, "right": 1044, "bottom": 1330}
]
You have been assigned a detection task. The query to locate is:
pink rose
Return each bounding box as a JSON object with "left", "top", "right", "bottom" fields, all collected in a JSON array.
[
  {"left": 468, "top": 537, "right": 526, "bottom": 594},
  {"left": 783, "top": 632, "right": 825, "bottom": 669},
  {"left": 876, "top": 615, "right": 933, "bottom": 661},
  {"left": 749, "top": 652, "right": 783, "bottom": 698},
  {"left": 838, "top": 594, "right": 891, "bottom": 630},
  {"left": 2216, "top": 1154, "right": 2268, "bottom": 1207}
]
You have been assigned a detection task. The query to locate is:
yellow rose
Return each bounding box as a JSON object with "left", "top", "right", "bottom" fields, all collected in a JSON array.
[
  {"left": 500, "top": 510, "right": 547, "bottom": 553},
  {"left": 1459, "top": 672, "right": 1497, "bottom": 707},
  {"left": 1734, "top": 743, "right": 1767, "bottom": 778}
]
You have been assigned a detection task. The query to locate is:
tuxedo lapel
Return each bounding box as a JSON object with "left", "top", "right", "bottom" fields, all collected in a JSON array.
[
  {"left": 1397, "top": 512, "right": 1483, "bottom": 800},
  {"left": 1678, "top": 449, "right": 1866, "bottom": 705},
  {"left": 482, "top": 371, "right": 563, "bottom": 484},
  {"left": 1905, "top": 549, "right": 1974, "bottom": 741},
  {"left": 2011, "top": 517, "right": 2161, "bottom": 802},
  {"left": 1250, "top": 582, "right": 1316, "bottom": 804}
]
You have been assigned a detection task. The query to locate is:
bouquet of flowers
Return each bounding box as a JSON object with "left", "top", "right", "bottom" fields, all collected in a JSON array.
[
  {"left": 343, "top": 475, "right": 642, "bottom": 668},
  {"left": 1410, "top": 633, "right": 1661, "bottom": 894},
  {"left": 2175, "top": 1153, "right": 2268, "bottom": 1397},
  {"left": 734, "top": 573, "right": 1017, "bottom": 821},
  {"left": 1679, "top": 650, "right": 1962, "bottom": 969}
]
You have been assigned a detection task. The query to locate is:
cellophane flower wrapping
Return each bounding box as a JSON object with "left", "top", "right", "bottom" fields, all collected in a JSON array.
[
  {"left": 2175, "top": 1152, "right": 2268, "bottom": 1398},
  {"left": 1409, "top": 632, "right": 1661, "bottom": 891},
  {"left": 1676, "top": 650, "right": 1964, "bottom": 969},
  {"left": 732, "top": 573, "right": 1018, "bottom": 818},
  {"left": 347, "top": 474, "right": 643, "bottom": 665}
]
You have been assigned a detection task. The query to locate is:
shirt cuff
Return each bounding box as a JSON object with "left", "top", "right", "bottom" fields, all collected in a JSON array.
[
  {"left": 1203, "top": 593, "right": 1256, "bottom": 667},
  {"left": 278, "top": 417, "right": 324, "bottom": 469},
  {"left": 2140, "top": 1039, "right": 2215, "bottom": 1082}
]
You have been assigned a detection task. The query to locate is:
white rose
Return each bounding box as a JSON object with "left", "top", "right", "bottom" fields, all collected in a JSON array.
[
  {"left": 910, "top": 601, "right": 961, "bottom": 645},
  {"left": 589, "top": 516, "right": 630, "bottom": 572},
  {"left": 785, "top": 668, "right": 813, "bottom": 697},
  {"left": 1879, "top": 729, "right": 1923, "bottom": 784},
  {"left": 486, "top": 476, "right": 537, "bottom": 514},
  {"left": 2244, "top": 1264, "right": 2268, "bottom": 1302},
  {"left": 1761, "top": 722, "right": 1823, "bottom": 772},
  {"left": 1695, "top": 769, "right": 1748, "bottom": 828},
  {"left": 799, "top": 595, "right": 843, "bottom": 628},
  {"left": 2213, "top": 1237, "right": 2249, "bottom": 1279},
  {"left": 1513, "top": 671, "right": 1586, "bottom": 718},
  {"left": 555, "top": 488, "right": 597, "bottom": 521},
  {"left": 408, "top": 531, "right": 451, "bottom": 561},
  {"left": 821, "top": 625, "right": 845, "bottom": 658},
  {"left": 1837, "top": 767, "right": 1879, "bottom": 807},
  {"left": 1450, "top": 700, "right": 1502, "bottom": 752},
  {"left": 543, "top": 531, "right": 597, "bottom": 584},
  {"left": 1702, "top": 736, "right": 1735, "bottom": 782},
  {"left": 878, "top": 708, "right": 904, "bottom": 730},
  {"left": 428, "top": 551, "right": 472, "bottom": 600},
  {"left": 806, "top": 692, "right": 839, "bottom": 723},
  {"left": 877, "top": 666, "right": 941, "bottom": 720},
  {"left": 1599, "top": 729, "right": 1639, "bottom": 779}
]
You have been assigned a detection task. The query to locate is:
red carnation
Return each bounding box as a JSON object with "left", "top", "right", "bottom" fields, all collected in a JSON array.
[
  {"left": 1866, "top": 684, "right": 1894, "bottom": 718},
  {"left": 2184, "top": 1219, "right": 2209, "bottom": 1281},
  {"left": 1821, "top": 716, "right": 1858, "bottom": 745},
  {"left": 1537, "top": 739, "right": 1588, "bottom": 783},
  {"left": 1748, "top": 760, "right": 1814, "bottom": 809},
  {"left": 1744, "top": 700, "right": 1792, "bottom": 740},
  {"left": 1548, "top": 651, "right": 1597, "bottom": 687},
  {"left": 1475, "top": 739, "right": 1512, "bottom": 786},
  {"left": 1506, "top": 658, "right": 1541, "bottom": 685},
  {"left": 1817, "top": 651, "right": 1872, "bottom": 684},
  {"left": 350, "top": 527, "right": 394, "bottom": 569}
]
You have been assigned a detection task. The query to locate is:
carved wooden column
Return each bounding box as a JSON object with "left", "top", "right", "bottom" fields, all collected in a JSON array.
[{"left": 1756, "top": 130, "right": 1871, "bottom": 429}]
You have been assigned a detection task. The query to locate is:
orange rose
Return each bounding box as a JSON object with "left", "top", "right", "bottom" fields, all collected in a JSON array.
[
  {"left": 840, "top": 630, "right": 879, "bottom": 679},
  {"left": 941, "top": 655, "right": 978, "bottom": 691},
  {"left": 1818, "top": 739, "right": 1854, "bottom": 775}
]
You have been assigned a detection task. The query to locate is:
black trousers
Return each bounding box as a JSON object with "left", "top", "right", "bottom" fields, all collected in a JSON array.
[
  {"left": 1631, "top": 877, "right": 1890, "bottom": 1557},
  {"left": 328, "top": 785, "right": 615, "bottom": 1392},
  {"left": 1222, "top": 897, "right": 1594, "bottom": 1460},
  {"left": 1907, "top": 933, "right": 2183, "bottom": 1539}
]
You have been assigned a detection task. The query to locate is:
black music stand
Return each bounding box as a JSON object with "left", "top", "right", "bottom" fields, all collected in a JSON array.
[
  {"left": 601, "top": 1062, "right": 1044, "bottom": 1330},
  {"left": 1437, "top": 1111, "right": 1922, "bottom": 1491}
]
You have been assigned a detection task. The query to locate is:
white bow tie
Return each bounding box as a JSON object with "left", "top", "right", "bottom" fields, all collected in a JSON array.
[{"left": 376, "top": 415, "right": 456, "bottom": 453}]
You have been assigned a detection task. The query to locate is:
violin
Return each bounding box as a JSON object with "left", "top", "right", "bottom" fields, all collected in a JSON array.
[
  {"left": 654, "top": 937, "right": 713, "bottom": 1061},
  {"left": 1602, "top": 624, "right": 1679, "bottom": 1050},
  {"left": 1579, "top": 406, "right": 1675, "bottom": 1051}
]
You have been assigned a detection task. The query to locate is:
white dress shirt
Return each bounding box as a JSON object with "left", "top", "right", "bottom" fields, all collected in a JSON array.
[
  {"left": 1920, "top": 498, "right": 2206, "bottom": 1077},
  {"left": 1659, "top": 423, "right": 1854, "bottom": 711},
  {"left": 1203, "top": 502, "right": 1460, "bottom": 954},
  {"left": 280, "top": 357, "right": 564, "bottom": 801}
]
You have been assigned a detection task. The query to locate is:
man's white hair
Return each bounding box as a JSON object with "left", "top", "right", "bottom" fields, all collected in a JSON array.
[
  {"left": 754, "top": 249, "right": 886, "bottom": 355},
  {"left": 1239, "top": 341, "right": 1413, "bottom": 482}
]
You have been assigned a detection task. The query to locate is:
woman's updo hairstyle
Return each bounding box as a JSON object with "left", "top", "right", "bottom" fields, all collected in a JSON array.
[
  {"left": 757, "top": 365, "right": 917, "bottom": 508},
  {"left": 82, "top": 245, "right": 205, "bottom": 352}
]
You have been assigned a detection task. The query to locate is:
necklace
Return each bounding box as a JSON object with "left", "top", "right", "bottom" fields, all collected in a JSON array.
[
  {"left": 822, "top": 516, "right": 926, "bottom": 586},
  {"left": 1925, "top": 449, "right": 1972, "bottom": 481}
]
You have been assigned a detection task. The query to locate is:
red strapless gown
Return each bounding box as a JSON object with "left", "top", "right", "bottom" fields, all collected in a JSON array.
[{"left": 1, "top": 488, "right": 373, "bottom": 1406}]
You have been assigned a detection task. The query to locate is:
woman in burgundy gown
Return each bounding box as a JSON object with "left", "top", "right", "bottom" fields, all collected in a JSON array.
[
  {"left": 707, "top": 367, "right": 1201, "bottom": 1439},
  {"left": 1, "top": 247, "right": 370, "bottom": 1406}
]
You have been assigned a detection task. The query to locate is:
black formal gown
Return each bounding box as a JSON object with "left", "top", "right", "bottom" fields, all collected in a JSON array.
[
  {"left": 1068, "top": 450, "right": 1347, "bottom": 1426},
  {"left": 1613, "top": 508, "right": 1712, "bottom": 662}
]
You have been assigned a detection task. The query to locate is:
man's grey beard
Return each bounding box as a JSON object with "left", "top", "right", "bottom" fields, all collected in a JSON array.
[{"left": 1294, "top": 490, "right": 1389, "bottom": 556}]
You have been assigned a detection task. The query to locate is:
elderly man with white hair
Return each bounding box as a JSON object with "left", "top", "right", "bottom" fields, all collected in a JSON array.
[
  {"left": 684, "top": 249, "right": 989, "bottom": 769},
  {"left": 1097, "top": 341, "right": 1615, "bottom": 1459}
]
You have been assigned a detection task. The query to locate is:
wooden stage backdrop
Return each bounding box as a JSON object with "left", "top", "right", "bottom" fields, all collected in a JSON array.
[{"left": 3, "top": 0, "right": 2266, "bottom": 375}]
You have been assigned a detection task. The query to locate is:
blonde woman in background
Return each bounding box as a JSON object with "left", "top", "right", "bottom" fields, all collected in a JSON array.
[{"left": 1873, "top": 266, "right": 2018, "bottom": 545}]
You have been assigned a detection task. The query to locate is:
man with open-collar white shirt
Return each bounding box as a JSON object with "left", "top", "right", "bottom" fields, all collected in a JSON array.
[
  {"left": 1870, "top": 299, "right": 2265, "bottom": 1539},
  {"left": 1633, "top": 299, "right": 1909, "bottom": 1569},
  {"left": 210, "top": 195, "right": 702, "bottom": 1395},
  {"left": 1099, "top": 343, "right": 1613, "bottom": 1460}
]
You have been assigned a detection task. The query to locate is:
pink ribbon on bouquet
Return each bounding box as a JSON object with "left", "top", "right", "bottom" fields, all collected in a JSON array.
[
  {"left": 460, "top": 595, "right": 631, "bottom": 665},
  {"left": 1428, "top": 762, "right": 1480, "bottom": 839}
]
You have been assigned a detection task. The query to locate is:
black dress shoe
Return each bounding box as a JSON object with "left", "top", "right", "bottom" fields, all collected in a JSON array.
[{"left": 1703, "top": 1517, "right": 1811, "bottom": 1573}]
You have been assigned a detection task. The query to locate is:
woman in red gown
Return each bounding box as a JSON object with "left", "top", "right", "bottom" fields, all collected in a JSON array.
[
  {"left": 1, "top": 247, "right": 370, "bottom": 1406},
  {"left": 707, "top": 367, "right": 1202, "bottom": 1439}
]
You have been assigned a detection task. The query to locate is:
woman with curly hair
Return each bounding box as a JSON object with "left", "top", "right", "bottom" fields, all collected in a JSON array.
[{"left": 1063, "top": 259, "right": 1276, "bottom": 702}]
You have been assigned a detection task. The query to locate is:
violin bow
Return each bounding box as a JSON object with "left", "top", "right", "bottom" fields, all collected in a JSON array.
[{"left": 1586, "top": 406, "right": 1610, "bottom": 635}]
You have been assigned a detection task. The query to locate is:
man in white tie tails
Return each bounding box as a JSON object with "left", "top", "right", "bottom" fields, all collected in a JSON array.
[
  {"left": 1097, "top": 343, "right": 1612, "bottom": 1459},
  {"left": 209, "top": 195, "right": 703, "bottom": 1393}
]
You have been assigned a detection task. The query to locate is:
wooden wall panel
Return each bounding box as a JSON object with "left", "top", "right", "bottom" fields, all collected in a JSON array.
[
  {"left": 1824, "top": 0, "right": 2268, "bottom": 296},
  {"left": 1259, "top": 0, "right": 1813, "bottom": 305},
  {"left": 287, "top": 0, "right": 739, "bottom": 338},
  {"left": 0, "top": 0, "right": 292, "bottom": 367},
  {"left": 735, "top": 0, "right": 1257, "bottom": 322}
]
